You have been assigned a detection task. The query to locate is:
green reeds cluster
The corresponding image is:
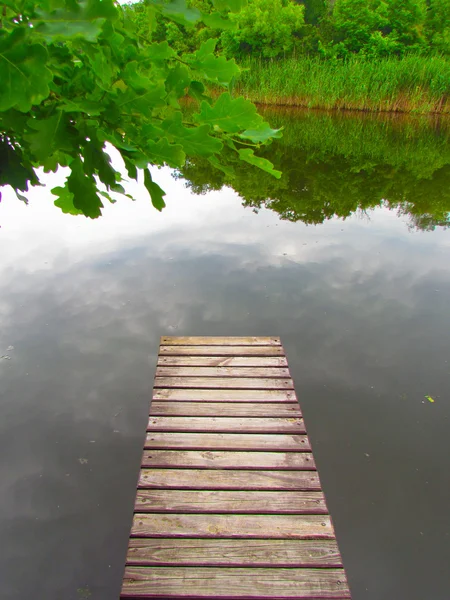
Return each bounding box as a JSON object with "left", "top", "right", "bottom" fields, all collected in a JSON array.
[{"left": 235, "top": 55, "right": 450, "bottom": 114}]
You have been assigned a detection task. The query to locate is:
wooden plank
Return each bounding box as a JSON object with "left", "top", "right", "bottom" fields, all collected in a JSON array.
[
  {"left": 156, "top": 366, "right": 291, "bottom": 378},
  {"left": 154, "top": 377, "right": 294, "bottom": 390},
  {"left": 149, "top": 402, "right": 302, "bottom": 417},
  {"left": 161, "top": 336, "right": 281, "bottom": 346},
  {"left": 135, "top": 490, "right": 328, "bottom": 514},
  {"left": 153, "top": 389, "right": 297, "bottom": 402},
  {"left": 158, "top": 356, "right": 289, "bottom": 367},
  {"left": 122, "top": 567, "right": 350, "bottom": 598},
  {"left": 131, "top": 514, "right": 332, "bottom": 538},
  {"left": 147, "top": 416, "right": 305, "bottom": 433},
  {"left": 145, "top": 433, "right": 311, "bottom": 451},
  {"left": 141, "top": 450, "right": 316, "bottom": 470},
  {"left": 159, "top": 345, "right": 285, "bottom": 356},
  {"left": 126, "top": 538, "right": 343, "bottom": 567},
  {"left": 138, "top": 469, "right": 321, "bottom": 490}
]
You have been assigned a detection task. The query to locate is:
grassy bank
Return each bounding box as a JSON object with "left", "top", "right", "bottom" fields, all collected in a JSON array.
[{"left": 235, "top": 56, "right": 450, "bottom": 114}]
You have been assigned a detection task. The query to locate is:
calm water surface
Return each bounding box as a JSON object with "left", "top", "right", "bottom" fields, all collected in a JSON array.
[{"left": 1, "top": 110, "right": 449, "bottom": 599}]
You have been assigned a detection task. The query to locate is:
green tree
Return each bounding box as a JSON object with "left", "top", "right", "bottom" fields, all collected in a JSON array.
[
  {"left": 331, "top": 0, "right": 390, "bottom": 55},
  {"left": 426, "top": 0, "right": 450, "bottom": 53},
  {"left": 0, "top": 0, "right": 281, "bottom": 217},
  {"left": 385, "top": 0, "right": 427, "bottom": 49},
  {"left": 221, "top": 0, "right": 305, "bottom": 59}
]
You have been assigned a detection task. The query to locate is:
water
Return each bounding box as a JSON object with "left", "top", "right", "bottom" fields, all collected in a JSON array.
[{"left": 1, "top": 109, "right": 449, "bottom": 600}]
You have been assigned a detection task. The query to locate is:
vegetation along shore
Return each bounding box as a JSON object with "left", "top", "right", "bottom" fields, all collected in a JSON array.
[{"left": 127, "top": 0, "right": 450, "bottom": 114}]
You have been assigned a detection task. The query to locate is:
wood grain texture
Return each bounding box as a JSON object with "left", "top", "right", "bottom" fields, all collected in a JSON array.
[
  {"left": 153, "top": 389, "right": 297, "bottom": 402},
  {"left": 154, "top": 377, "right": 294, "bottom": 390},
  {"left": 144, "top": 433, "right": 311, "bottom": 451},
  {"left": 158, "top": 356, "right": 289, "bottom": 367},
  {"left": 121, "top": 337, "right": 351, "bottom": 600},
  {"left": 135, "top": 490, "right": 327, "bottom": 514},
  {"left": 159, "top": 345, "right": 285, "bottom": 356},
  {"left": 126, "top": 538, "right": 343, "bottom": 567},
  {"left": 141, "top": 450, "right": 315, "bottom": 470},
  {"left": 147, "top": 416, "right": 305, "bottom": 433},
  {"left": 161, "top": 336, "right": 281, "bottom": 346},
  {"left": 156, "top": 366, "right": 291, "bottom": 378},
  {"left": 121, "top": 567, "right": 350, "bottom": 598},
  {"left": 149, "top": 402, "right": 302, "bottom": 417},
  {"left": 131, "top": 513, "right": 332, "bottom": 538},
  {"left": 138, "top": 469, "right": 321, "bottom": 490}
]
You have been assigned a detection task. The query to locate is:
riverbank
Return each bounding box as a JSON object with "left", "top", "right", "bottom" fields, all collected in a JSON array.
[{"left": 233, "top": 56, "right": 450, "bottom": 115}]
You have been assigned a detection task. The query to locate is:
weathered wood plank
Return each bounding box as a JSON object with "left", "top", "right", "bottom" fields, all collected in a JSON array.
[
  {"left": 156, "top": 366, "right": 291, "bottom": 378},
  {"left": 141, "top": 450, "right": 315, "bottom": 470},
  {"left": 159, "top": 345, "right": 285, "bottom": 356},
  {"left": 135, "top": 490, "right": 327, "bottom": 514},
  {"left": 138, "top": 469, "right": 321, "bottom": 490},
  {"left": 145, "top": 433, "right": 311, "bottom": 451},
  {"left": 161, "top": 336, "right": 281, "bottom": 346},
  {"left": 121, "top": 567, "right": 350, "bottom": 598},
  {"left": 149, "top": 402, "right": 302, "bottom": 417},
  {"left": 153, "top": 389, "right": 297, "bottom": 402},
  {"left": 154, "top": 377, "right": 294, "bottom": 390},
  {"left": 147, "top": 416, "right": 305, "bottom": 433},
  {"left": 126, "top": 538, "right": 343, "bottom": 567},
  {"left": 131, "top": 514, "right": 332, "bottom": 538},
  {"left": 158, "top": 356, "right": 289, "bottom": 367}
]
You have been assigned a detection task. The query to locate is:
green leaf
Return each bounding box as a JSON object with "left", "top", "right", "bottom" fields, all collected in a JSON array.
[
  {"left": 202, "top": 12, "right": 235, "bottom": 30},
  {"left": 146, "top": 41, "right": 176, "bottom": 61},
  {"left": 238, "top": 149, "right": 282, "bottom": 178},
  {"left": 0, "top": 35, "right": 52, "bottom": 112},
  {"left": 67, "top": 157, "right": 104, "bottom": 218},
  {"left": 83, "top": 142, "right": 117, "bottom": 189},
  {"left": 160, "top": 0, "right": 201, "bottom": 27},
  {"left": 33, "top": 0, "right": 118, "bottom": 42},
  {"left": 52, "top": 185, "right": 84, "bottom": 215},
  {"left": 24, "top": 112, "right": 73, "bottom": 162},
  {"left": 164, "top": 113, "right": 223, "bottom": 157},
  {"left": 208, "top": 155, "right": 235, "bottom": 178},
  {"left": 0, "top": 139, "right": 39, "bottom": 191},
  {"left": 238, "top": 124, "right": 283, "bottom": 143},
  {"left": 425, "top": 395, "right": 435, "bottom": 403},
  {"left": 59, "top": 100, "right": 105, "bottom": 116},
  {"left": 186, "top": 41, "right": 240, "bottom": 86},
  {"left": 195, "top": 93, "right": 262, "bottom": 133},
  {"left": 144, "top": 168, "right": 166, "bottom": 211},
  {"left": 146, "top": 137, "right": 185, "bottom": 168},
  {"left": 188, "top": 81, "right": 212, "bottom": 104},
  {"left": 165, "top": 64, "right": 191, "bottom": 97}
]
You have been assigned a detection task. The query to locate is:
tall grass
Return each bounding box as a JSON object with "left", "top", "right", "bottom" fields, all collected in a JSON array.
[{"left": 235, "top": 55, "right": 450, "bottom": 114}]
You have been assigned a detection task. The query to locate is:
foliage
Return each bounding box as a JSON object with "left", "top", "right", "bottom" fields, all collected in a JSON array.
[
  {"left": 176, "top": 108, "right": 450, "bottom": 230},
  {"left": 234, "top": 55, "right": 450, "bottom": 113},
  {"left": 0, "top": 0, "right": 281, "bottom": 217},
  {"left": 220, "top": 0, "right": 305, "bottom": 58},
  {"left": 426, "top": 0, "right": 450, "bottom": 54}
]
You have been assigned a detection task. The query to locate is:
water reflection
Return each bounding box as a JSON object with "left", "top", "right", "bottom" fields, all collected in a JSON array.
[
  {"left": 177, "top": 108, "right": 450, "bottom": 230},
  {"left": 0, "top": 113, "right": 449, "bottom": 600}
]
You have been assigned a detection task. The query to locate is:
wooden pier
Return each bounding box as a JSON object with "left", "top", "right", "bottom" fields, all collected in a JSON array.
[{"left": 121, "top": 336, "right": 350, "bottom": 599}]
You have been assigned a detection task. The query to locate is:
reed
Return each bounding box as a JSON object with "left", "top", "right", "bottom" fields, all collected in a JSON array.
[{"left": 234, "top": 55, "right": 450, "bottom": 114}]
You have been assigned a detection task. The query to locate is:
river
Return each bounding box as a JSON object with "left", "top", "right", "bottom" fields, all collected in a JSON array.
[{"left": 0, "top": 109, "right": 449, "bottom": 599}]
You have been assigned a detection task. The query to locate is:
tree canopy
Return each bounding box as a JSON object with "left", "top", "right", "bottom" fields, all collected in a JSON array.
[{"left": 0, "top": 0, "right": 281, "bottom": 217}]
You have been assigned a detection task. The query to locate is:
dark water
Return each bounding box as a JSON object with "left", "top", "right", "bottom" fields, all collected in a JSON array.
[{"left": 1, "top": 110, "right": 450, "bottom": 600}]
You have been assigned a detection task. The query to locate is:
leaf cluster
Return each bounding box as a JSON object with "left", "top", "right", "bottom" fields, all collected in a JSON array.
[{"left": 0, "top": 0, "right": 281, "bottom": 216}]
